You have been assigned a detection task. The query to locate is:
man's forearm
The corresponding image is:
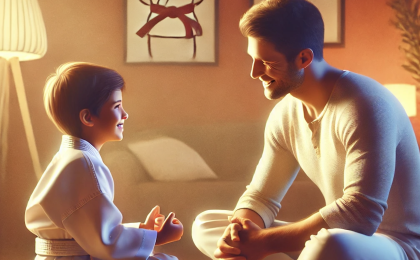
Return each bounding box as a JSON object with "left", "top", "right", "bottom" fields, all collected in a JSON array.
[
  {"left": 263, "top": 212, "right": 329, "bottom": 253},
  {"left": 233, "top": 208, "right": 265, "bottom": 229}
]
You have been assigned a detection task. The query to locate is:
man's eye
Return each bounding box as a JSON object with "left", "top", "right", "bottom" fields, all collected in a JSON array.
[{"left": 263, "top": 62, "right": 273, "bottom": 69}]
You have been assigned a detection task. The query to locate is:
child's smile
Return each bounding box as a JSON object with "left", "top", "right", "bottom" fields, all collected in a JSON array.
[{"left": 92, "top": 89, "right": 128, "bottom": 144}]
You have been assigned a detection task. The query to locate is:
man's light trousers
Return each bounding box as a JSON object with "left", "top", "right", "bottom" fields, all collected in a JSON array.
[{"left": 192, "top": 210, "right": 409, "bottom": 260}]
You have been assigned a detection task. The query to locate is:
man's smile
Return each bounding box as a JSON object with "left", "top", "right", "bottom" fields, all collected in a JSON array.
[{"left": 261, "top": 79, "right": 275, "bottom": 88}]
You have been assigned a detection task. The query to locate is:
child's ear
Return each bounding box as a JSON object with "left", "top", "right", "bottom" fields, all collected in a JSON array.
[{"left": 79, "top": 109, "right": 94, "bottom": 127}]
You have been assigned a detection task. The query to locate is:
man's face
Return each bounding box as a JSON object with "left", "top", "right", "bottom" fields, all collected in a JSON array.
[{"left": 247, "top": 37, "right": 304, "bottom": 100}]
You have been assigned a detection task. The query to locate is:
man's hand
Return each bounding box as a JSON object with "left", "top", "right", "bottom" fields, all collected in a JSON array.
[
  {"left": 216, "top": 217, "right": 271, "bottom": 260},
  {"left": 139, "top": 205, "right": 165, "bottom": 231},
  {"left": 214, "top": 223, "right": 245, "bottom": 260},
  {"left": 155, "top": 212, "right": 184, "bottom": 246}
]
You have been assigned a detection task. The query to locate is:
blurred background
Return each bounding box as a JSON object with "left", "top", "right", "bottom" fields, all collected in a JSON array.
[{"left": 0, "top": 0, "right": 417, "bottom": 259}]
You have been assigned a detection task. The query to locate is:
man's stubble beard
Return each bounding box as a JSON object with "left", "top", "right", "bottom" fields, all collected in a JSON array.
[{"left": 265, "top": 65, "right": 305, "bottom": 100}]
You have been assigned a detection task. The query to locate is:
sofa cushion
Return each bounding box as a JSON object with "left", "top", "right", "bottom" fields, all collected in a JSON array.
[
  {"left": 101, "top": 147, "right": 150, "bottom": 184},
  {"left": 128, "top": 137, "right": 218, "bottom": 181}
]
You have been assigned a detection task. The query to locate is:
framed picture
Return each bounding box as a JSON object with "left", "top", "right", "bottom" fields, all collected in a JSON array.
[
  {"left": 126, "top": 0, "right": 217, "bottom": 63},
  {"left": 250, "top": 0, "right": 345, "bottom": 46}
]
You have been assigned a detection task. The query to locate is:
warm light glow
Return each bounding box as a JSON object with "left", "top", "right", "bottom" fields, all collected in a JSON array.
[
  {"left": 0, "top": 0, "right": 47, "bottom": 179},
  {"left": 0, "top": 0, "right": 47, "bottom": 61},
  {"left": 384, "top": 84, "right": 417, "bottom": 117}
]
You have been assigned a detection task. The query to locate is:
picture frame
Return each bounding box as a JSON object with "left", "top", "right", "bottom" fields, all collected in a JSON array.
[
  {"left": 250, "top": 0, "right": 345, "bottom": 46},
  {"left": 126, "top": 0, "right": 218, "bottom": 64}
]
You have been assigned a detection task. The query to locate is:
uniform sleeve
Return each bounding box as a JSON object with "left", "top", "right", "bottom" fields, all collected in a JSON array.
[
  {"left": 319, "top": 96, "right": 398, "bottom": 236},
  {"left": 235, "top": 107, "right": 300, "bottom": 228},
  {"left": 63, "top": 193, "right": 157, "bottom": 260},
  {"left": 122, "top": 222, "right": 141, "bottom": 228}
]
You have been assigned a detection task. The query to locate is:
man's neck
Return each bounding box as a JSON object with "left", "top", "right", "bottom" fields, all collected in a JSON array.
[{"left": 290, "top": 60, "right": 343, "bottom": 123}]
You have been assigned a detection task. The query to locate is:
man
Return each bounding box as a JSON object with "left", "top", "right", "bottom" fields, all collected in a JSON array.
[{"left": 192, "top": 0, "right": 420, "bottom": 259}]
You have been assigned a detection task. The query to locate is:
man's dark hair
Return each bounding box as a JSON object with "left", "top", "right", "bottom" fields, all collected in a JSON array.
[{"left": 240, "top": 0, "right": 324, "bottom": 62}]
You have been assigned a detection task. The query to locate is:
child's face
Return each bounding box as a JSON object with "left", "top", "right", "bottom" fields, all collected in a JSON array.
[{"left": 92, "top": 89, "right": 128, "bottom": 143}]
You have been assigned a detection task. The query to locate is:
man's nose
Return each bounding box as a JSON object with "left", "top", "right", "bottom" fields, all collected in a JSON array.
[{"left": 250, "top": 59, "right": 264, "bottom": 79}]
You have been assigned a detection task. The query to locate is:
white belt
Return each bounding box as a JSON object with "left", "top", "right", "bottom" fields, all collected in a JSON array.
[{"left": 35, "top": 237, "right": 89, "bottom": 256}]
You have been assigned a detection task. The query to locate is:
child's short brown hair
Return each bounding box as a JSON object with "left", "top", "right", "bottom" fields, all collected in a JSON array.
[{"left": 44, "top": 62, "right": 125, "bottom": 137}]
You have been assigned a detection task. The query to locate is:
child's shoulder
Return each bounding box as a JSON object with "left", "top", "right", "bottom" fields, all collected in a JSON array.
[
  {"left": 43, "top": 149, "right": 101, "bottom": 191},
  {"left": 28, "top": 148, "right": 110, "bottom": 226},
  {"left": 59, "top": 148, "right": 113, "bottom": 195}
]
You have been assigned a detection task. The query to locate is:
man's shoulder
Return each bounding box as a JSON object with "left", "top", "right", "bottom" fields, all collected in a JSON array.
[
  {"left": 331, "top": 71, "right": 400, "bottom": 114},
  {"left": 335, "top": 71, "right": 387, "bottom": 100}
]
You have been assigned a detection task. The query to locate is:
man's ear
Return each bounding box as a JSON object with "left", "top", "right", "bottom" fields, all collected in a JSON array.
[
  {"left": 295, "top": 48, "right": 314, "bottom": 69},
  {"left": 79, "top": 109, "right": 94, "bottom": 127}
]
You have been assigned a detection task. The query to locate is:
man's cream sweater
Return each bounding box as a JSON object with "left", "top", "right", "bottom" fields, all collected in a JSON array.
[{"left": 235, "top": 71, "right": 420, "bottom": 260}]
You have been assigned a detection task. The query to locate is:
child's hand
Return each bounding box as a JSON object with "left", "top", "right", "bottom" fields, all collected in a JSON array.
[
  {"left": 139, "top": 206, "right": 165, "bottom": 230},
  {"left": 155, "top": 212, "right": 183, "bottom": 246}
]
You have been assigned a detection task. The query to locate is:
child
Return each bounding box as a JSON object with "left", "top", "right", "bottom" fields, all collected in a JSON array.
[{"left": 25, "top": 62, "right": 183, "bottom": 260}]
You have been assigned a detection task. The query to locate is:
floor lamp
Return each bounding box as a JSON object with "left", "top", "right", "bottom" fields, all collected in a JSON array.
[{"left": 0, "top": 0, "right": 47, "bottom": 179}]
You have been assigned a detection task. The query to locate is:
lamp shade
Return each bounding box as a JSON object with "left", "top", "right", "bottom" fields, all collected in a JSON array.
[
  {"left": 384, "top": 84, "right": 417, "bottom": 117},
  {"left": 0, "top": 0, "right": 47, "bottom": 61}
]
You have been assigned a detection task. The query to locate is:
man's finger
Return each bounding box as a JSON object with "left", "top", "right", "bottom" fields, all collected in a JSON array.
[
  {"left": 214, "top": 248, "right": 243, "bottom": 259},
  {"left": 221, "top": 224, "right": 232, "bottom": 240},
  {"left": 230, "top": 223, "right": 242, "bottom": 242},
  {"left": 217, "top": 237, "right": 241, "bottom": 255},
  {"left": 230, "top": 216, "right": 246, "bottom": 225},
  {"left": 231, "top": 216, "right": 260, "bottom": 230}
]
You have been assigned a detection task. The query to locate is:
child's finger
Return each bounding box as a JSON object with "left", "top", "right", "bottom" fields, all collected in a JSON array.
[
  {"left": 152, "top": 205, "right": 160, "bottom": 216},
  {"left": 166, "top": 212, "right": 175, "bottom": 221},
  {"left": 162, "top": 212, "right": 175, "bottom": 226},
  {"left": 155, "top": 216, "right": 164, "bottom": 225}
]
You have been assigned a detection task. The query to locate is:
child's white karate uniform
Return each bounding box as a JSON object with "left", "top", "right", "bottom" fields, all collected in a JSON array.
[{"left": 25, "top": 135, "right": 167, "bottom": 260}]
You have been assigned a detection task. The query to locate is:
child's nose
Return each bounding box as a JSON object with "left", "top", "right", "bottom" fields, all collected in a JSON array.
[{"left": 122, "top": 111, "right": 128, "bottom": 120}]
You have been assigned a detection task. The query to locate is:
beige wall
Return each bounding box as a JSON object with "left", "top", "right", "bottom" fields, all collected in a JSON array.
[{"left": 0, "top": 0, "right": 413, "bottom": 259}]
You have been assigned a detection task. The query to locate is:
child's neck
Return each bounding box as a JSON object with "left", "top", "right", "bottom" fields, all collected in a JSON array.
[{"left": 79, "top": 132, "right": 104, "bottom": 151}]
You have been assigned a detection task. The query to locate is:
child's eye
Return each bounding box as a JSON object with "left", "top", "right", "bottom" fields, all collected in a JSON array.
[{"left": 114, "top": 104, "right": 121, "bottom": 109}]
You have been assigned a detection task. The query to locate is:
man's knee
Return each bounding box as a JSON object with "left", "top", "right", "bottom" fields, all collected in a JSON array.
[
  {"left": 193, "top": 210, "right": 223, "bottom": 232},
  {"left": 301, "top": 228, "right": 358, "bottom": 260},
  {"left": 192, "top": 210, "right": 232, "bottom": 258},
  {"left": 193, "top": 209, "right": 233, "bottom": 230},
  {"left": 192, "top": 210, "right": 231, "bottom": 240}
]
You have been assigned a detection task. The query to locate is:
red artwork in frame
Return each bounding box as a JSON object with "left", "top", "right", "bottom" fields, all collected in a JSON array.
[{"left": 127, "top": 0, "right": 217, "bottom": 63}]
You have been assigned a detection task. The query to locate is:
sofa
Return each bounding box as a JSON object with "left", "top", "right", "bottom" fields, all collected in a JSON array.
[{"left": 100, "top": 122, "right": 325, "bottom": 260}]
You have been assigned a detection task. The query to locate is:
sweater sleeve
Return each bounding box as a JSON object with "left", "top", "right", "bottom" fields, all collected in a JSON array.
[
  {"left": 235, "top": 104, "right": 300, "bottom": 228},
  {"left": 63, "top": 193, "right": 157, "bottom": 260},
  {"left": 320, "top": 95, "right": 398, "bottom": 236}
]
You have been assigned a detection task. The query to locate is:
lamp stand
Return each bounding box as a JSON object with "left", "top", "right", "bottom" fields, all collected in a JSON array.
[
  {"left": 0, "top": 58, "right": 10, "bottom": 179},
  {"left": 1, "top": 57, "right": 42, "bottom": 179}
]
